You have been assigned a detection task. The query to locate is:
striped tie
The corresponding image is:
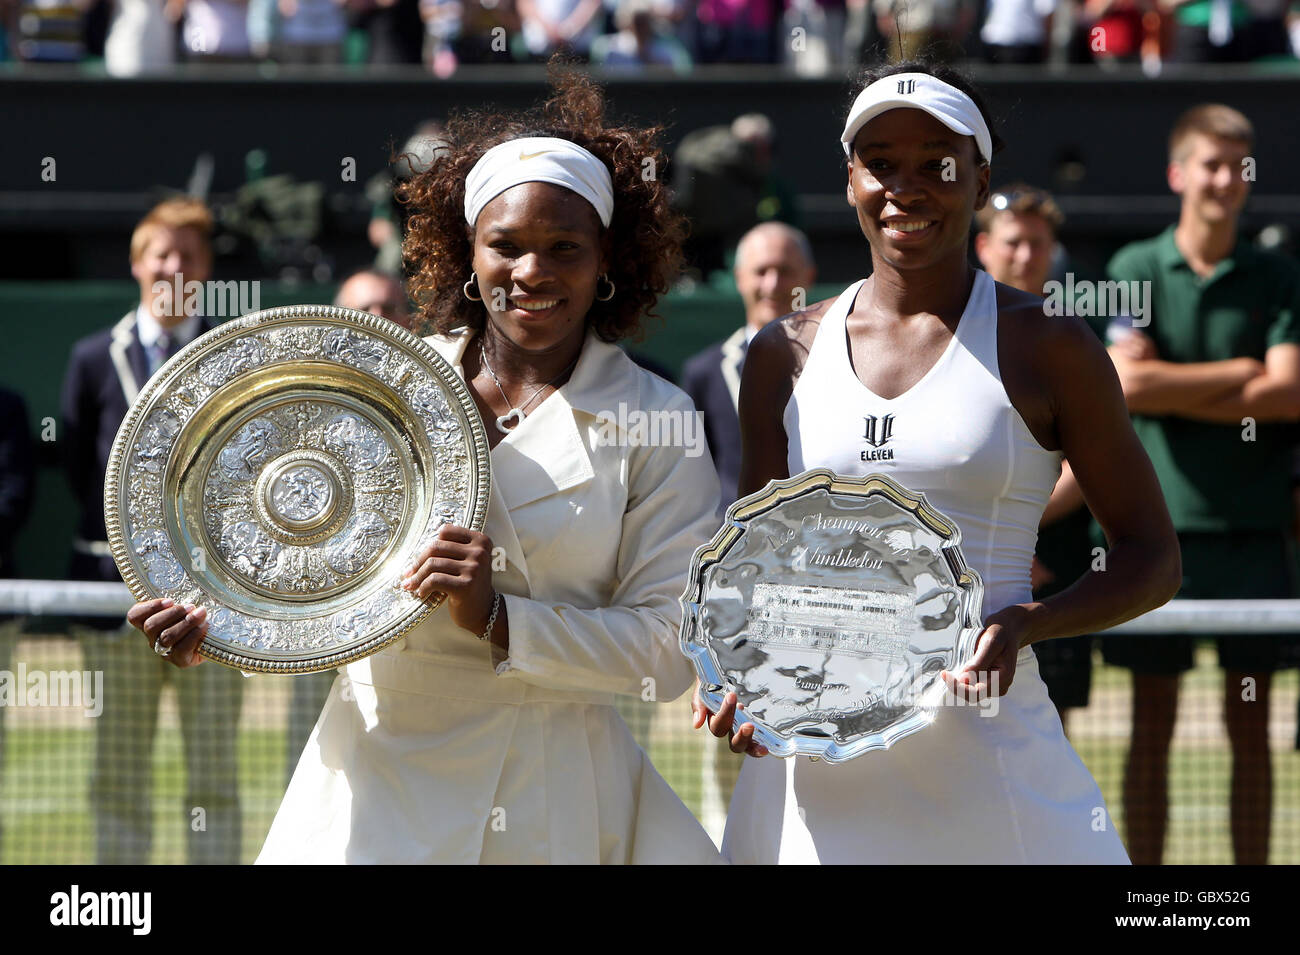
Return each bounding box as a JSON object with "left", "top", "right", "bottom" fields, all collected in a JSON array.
[{"left": 147, "top": 333, "right": 173, "bottom": 377}]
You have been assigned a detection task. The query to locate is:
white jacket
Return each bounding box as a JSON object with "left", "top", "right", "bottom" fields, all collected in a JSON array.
[{"left": 257, "top": 327, "right": 723, "bottom": 864}]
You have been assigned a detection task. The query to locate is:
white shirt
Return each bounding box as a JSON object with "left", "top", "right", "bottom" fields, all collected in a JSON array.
[
  {"left": 522, "top": 0, "right": 600, "bottom": 54},
  {"left": 183, "top": 0, "right": 252, "bottom": 56},
  {"left": 105, "top": 0, "right": 175, "bottom": 75},
  {"left": 593, "top": 31, "right": 682, "bottom": 67},
  {"left": 280, "top": 0, "right": 347, "bottom": 45},
  {"left": 135, "top": 304, "right": 201, "bottom": 352},
  {"left": 980, "top": 0, "right": 1056, "bottom": 47}
]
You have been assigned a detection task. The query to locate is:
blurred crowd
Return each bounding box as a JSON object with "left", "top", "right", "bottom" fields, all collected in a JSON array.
[{"left": 2, "top": 0, "right": 1297, "bottom": 75}]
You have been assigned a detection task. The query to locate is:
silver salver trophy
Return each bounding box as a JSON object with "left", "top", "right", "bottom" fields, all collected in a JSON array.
[
  {"left": 680, "top": 469, "right": 985, "bottom": 762},
  {"left": 104, "top": 305, "right": 491, "bottom": 674}
]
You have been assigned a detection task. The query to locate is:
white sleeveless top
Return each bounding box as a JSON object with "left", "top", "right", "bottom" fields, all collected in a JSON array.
[
  {"left": 784, "top": 270, "right": 1059, "bottom": 621},
  {"left": 722, "top": 271, "right": 1131, "bottom": 865}
]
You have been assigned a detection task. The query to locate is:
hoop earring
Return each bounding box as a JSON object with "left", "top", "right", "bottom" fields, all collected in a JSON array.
[
  {"left": 596, "top": 273, "right": 616, "bottom": 302},
  {"left": 463, "top": 272, "right": 482, "bottom": 302}
]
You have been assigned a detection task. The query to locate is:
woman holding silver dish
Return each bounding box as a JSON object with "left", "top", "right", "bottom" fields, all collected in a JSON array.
[
  {"left": 696, "top": 62, "right": 1182, "bottom": 864},
  {"left": 127, "top": 70, "right": 723, "bottom": 864}
]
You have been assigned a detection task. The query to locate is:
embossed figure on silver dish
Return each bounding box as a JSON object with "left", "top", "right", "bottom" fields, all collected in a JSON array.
[
  {"left": 219, "top": 521, "right": 282, "bottom": 578},
  {"left": 133, "top": 410, "right": 181, "bottom": 474},
  {"left": 322, "top": 328, "right": 388, "bottom": 373},
  {"left": 323, "top": 413, "right": 391, "bottom": 470},
  {"left": 199, "top": 338, "right": 267, "bottom": 387},
  {"left": 269, "top": 465, "right": 333, "bottom": 523},
  {"left": 324, "top": 512, "right": 393, "bottom": 576},
  {"left": 219, "top": 418, "right": 283, "bottom": 481},
  {"left": 133, "top": 527, "right": 186, "bottom": 591}
]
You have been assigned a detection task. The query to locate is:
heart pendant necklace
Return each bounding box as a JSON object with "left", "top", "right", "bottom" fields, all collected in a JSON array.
[
  {"left": 495, "top": 408, "right": 525, "bottom": 433},
  {"left": 480, "top": 340, "right": 578, "bottom": 435}
]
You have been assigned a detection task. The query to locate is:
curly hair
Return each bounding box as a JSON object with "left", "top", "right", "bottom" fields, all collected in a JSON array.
[
  {"left": 847, "top": 60, "right": 1006, "bottom": 165},
  {"left": 397, "top": 65, "right": 686, "bottom": 343}
]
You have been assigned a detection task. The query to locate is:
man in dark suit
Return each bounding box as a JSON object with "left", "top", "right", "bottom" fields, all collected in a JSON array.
[
  {"left": 61, "top": 197, "right": 245, "bottom": 864},
  {"left": 682, "top": 222, "right": 816, "bottom": 516},
  {"left": 679, "top": 222, "right": 815, "bottom": 837},
  {"left": 0, "top": 388, "right": 34, "bottom": 589},
  {"left": 0, "top": 385, "right": 35, "bottom": 857}
]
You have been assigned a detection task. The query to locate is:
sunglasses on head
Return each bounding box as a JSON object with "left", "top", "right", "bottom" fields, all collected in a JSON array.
[{"left": 990, "top": 189, "right": 1053, "bottom": 212}]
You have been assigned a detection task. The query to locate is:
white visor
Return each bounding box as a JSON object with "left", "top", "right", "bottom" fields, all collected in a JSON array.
[
  {"left": 464, "top": 136, "right": 615, "bottom": 228},
  {"left": 840, "top": 72, "right": 992, "bottom": 164}
]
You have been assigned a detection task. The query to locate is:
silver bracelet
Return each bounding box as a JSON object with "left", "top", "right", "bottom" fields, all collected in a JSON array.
[{"left": 480, "top": 591, "right": 501, "bottom": 642}]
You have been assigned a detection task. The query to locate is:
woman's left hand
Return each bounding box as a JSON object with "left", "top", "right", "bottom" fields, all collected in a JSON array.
[
  {"left": 402, "top": 525, "right": 497, "bottom": 636},
  {"left": 942, "top": 604, "right": 1034, "bottom": 701}
]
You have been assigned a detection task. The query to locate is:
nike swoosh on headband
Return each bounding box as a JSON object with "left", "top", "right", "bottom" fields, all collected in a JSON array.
[{"left": 465, "top": 137, "right": 615, "bottom": 227}]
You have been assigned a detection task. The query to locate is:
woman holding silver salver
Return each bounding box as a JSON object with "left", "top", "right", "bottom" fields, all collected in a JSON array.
[{"left": 697, "top": 62, "right": 1181, "bottom": 865}]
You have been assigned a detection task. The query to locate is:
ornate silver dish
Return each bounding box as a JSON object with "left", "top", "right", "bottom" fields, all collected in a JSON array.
[
  {"left": 680, "top": 469, "right": 984, "bottom": 762},
  {"left": 105, "top": 305, "right": 490, "bottom": 673}
]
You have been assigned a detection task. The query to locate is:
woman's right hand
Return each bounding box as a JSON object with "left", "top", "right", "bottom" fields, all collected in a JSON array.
[
  {"left": 126, "top": 598, "right": 208, "bottom": 668},
  {"left": 691, "top": 684, "right": 768, "bottom": 758}
]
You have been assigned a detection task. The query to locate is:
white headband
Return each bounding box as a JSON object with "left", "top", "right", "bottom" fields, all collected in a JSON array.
[
  {"left": 841, "top": 72, "right": 992, "bottom": 164},
  {"left": 464, "top": 136, "right": 615, "bottom": 228}
]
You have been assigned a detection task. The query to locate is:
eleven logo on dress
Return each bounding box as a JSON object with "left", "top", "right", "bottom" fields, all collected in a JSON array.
[{"left": 862, "top": 414, "right": 896, "bottom": 461}]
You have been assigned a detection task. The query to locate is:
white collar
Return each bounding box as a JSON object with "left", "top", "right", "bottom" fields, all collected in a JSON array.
[
  {"left": 430, "top": 325, "right": 637, "bottom": 422},
  {"left": 135, "top": 304, "right": 201, "bottom": 349}
]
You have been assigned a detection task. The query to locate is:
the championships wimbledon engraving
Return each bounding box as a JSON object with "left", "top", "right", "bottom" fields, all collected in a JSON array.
[
  {"left": 104, "top": 305, "right": 491, "bottom": 674},
  {"left": 746, "top": 581, "right": 914, "bottom": 656},
  {"left": 680, "top": 469, "right": 984, "bottom": 762}
]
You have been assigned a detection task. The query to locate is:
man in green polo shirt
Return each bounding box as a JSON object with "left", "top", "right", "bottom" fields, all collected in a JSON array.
[{"left": 1105, "top": 103, "right": 1300, "bottom": 865}]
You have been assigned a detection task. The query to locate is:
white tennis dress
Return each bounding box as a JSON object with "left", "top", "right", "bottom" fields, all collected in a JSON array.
[{"left": 722, "top": 271, "right": 1130, "bottom": 864}]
